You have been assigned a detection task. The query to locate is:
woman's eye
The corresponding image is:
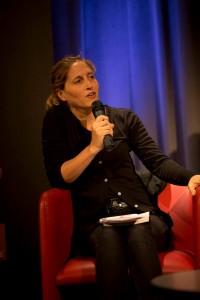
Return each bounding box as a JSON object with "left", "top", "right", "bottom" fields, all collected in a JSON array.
[{"left": 75, "top": 78, "right": 82, "bottom": 84}]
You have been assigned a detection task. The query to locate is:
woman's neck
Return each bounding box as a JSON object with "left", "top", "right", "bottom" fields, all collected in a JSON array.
[{"left": 70, "top": 107, "right": 95, "bottom": 131}]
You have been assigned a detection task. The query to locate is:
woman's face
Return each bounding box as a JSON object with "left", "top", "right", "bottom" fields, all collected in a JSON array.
[{"left": 58, "top": 61, "right": 99, "bottom": 111}]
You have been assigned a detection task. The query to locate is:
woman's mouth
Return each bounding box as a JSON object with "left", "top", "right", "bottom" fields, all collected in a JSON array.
[{"left": 87, "top": 92, "right": 96, "bottom": 98}]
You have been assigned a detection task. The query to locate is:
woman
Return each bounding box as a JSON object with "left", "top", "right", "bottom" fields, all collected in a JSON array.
[{"left": 42, "top": 55, "right": 200, "bottom": 300}]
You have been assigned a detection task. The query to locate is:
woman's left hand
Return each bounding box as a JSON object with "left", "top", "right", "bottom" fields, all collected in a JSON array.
[{"left": 188, "top": 174, "right": 200, "bottom": 196}]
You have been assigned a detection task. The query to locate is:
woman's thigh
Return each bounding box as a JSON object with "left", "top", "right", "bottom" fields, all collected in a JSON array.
[
  {"left": 90, "top": 225, "right": 127, "bottom": 263},
  {"left": 150, "top": 214, "right": 171, "bottom": 252}
]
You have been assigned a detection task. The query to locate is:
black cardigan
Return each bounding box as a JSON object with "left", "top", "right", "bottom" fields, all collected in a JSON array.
[{"left": 42, "top": 104, "right": 194, "bottom": 235}]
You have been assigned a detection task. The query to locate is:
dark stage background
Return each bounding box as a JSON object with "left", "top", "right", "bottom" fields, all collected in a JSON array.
[
  {"left": 0, "top": 0, "right": 53, "bottom": 299},
  {"left": 0, "top": 0, "right": 200, "bottom": 299}
]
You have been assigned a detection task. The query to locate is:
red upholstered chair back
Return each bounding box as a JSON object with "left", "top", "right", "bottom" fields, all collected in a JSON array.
[{"left": 39, "top": 185, "right": 200, "bottom": 300}]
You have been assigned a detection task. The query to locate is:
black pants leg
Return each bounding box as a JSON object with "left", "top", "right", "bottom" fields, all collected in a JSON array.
[
  {"left": 90, "top": 215, "right": 170, "bottom": 300},
  {"left": 90, "top": 225, "right": 130, "bottom": 300},
  {"left": 127, "top": 216, "right": 165, "bottom": 299}
]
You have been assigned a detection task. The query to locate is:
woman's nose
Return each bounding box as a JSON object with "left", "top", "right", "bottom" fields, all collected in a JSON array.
[{"left": 85, "top": 79, "right": 93, "bottom": 89}]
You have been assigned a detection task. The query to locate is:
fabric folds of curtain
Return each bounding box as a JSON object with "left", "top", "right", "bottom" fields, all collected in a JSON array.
[{"left": 51, "top": 0, "right": 200, "bottom": 172}]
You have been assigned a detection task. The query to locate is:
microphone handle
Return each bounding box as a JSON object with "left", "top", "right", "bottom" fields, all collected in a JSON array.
[{"left": 104, "top": 134, "right": 114, "bottom": 152}]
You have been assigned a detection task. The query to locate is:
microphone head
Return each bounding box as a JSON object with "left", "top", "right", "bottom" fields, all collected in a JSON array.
[{"left": 92, "top": 100, "right": 105, "bottom": 117}]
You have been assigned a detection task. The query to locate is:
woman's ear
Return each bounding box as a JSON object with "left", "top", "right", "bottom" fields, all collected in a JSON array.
[{"left": 57, "top": 89, "right": 66, "bottom": 102}]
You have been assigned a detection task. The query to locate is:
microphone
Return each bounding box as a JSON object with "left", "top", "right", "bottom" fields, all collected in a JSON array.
[{"left": 92, "top": 100, "right": 114, "bottom": 152}]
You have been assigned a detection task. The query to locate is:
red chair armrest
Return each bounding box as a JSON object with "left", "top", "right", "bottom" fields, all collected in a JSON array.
[
  {"left": 193, "top": 186, "right": 200, "bottom": 268},
  {"left": 39, "top": 188, "right": 73, "bottom": 300}
]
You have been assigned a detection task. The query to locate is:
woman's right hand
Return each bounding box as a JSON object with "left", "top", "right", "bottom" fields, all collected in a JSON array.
[
  {"left": 90, "top": 115, "right": 114, "bottom": 153},
  {"left": 61, "top": 115, "right": 114, "bottom": 183}
]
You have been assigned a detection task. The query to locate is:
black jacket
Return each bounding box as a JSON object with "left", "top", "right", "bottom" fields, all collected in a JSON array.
[{"left": 42, "top": 104, "right": 194, "bottom": 235}]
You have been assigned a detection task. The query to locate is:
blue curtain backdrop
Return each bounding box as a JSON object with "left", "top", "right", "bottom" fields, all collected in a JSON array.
[{"left": 51, "top": 0, "right": 200, "bottom": 172}]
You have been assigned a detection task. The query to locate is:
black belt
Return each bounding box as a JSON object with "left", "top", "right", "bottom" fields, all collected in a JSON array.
[{"left": 107, "top": 197, "right": 136, "bottom": 216}]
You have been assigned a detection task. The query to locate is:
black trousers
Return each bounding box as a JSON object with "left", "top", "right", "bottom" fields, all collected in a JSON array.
[{"left": 89, "top": 215, "right": 170, "bottom": 300}]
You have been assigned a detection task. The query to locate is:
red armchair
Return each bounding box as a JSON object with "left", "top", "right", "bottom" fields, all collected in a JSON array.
[{"left": 39, "top": 184, "right": 200, "bottom": 300}]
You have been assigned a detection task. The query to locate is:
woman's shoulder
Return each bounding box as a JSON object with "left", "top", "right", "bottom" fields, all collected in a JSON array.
[
  {"left": 105, "top": 105, "right": 139, "bottom": 121},
  {"left": 43, "top": 104, "right": 71, "bottom": 121}
]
